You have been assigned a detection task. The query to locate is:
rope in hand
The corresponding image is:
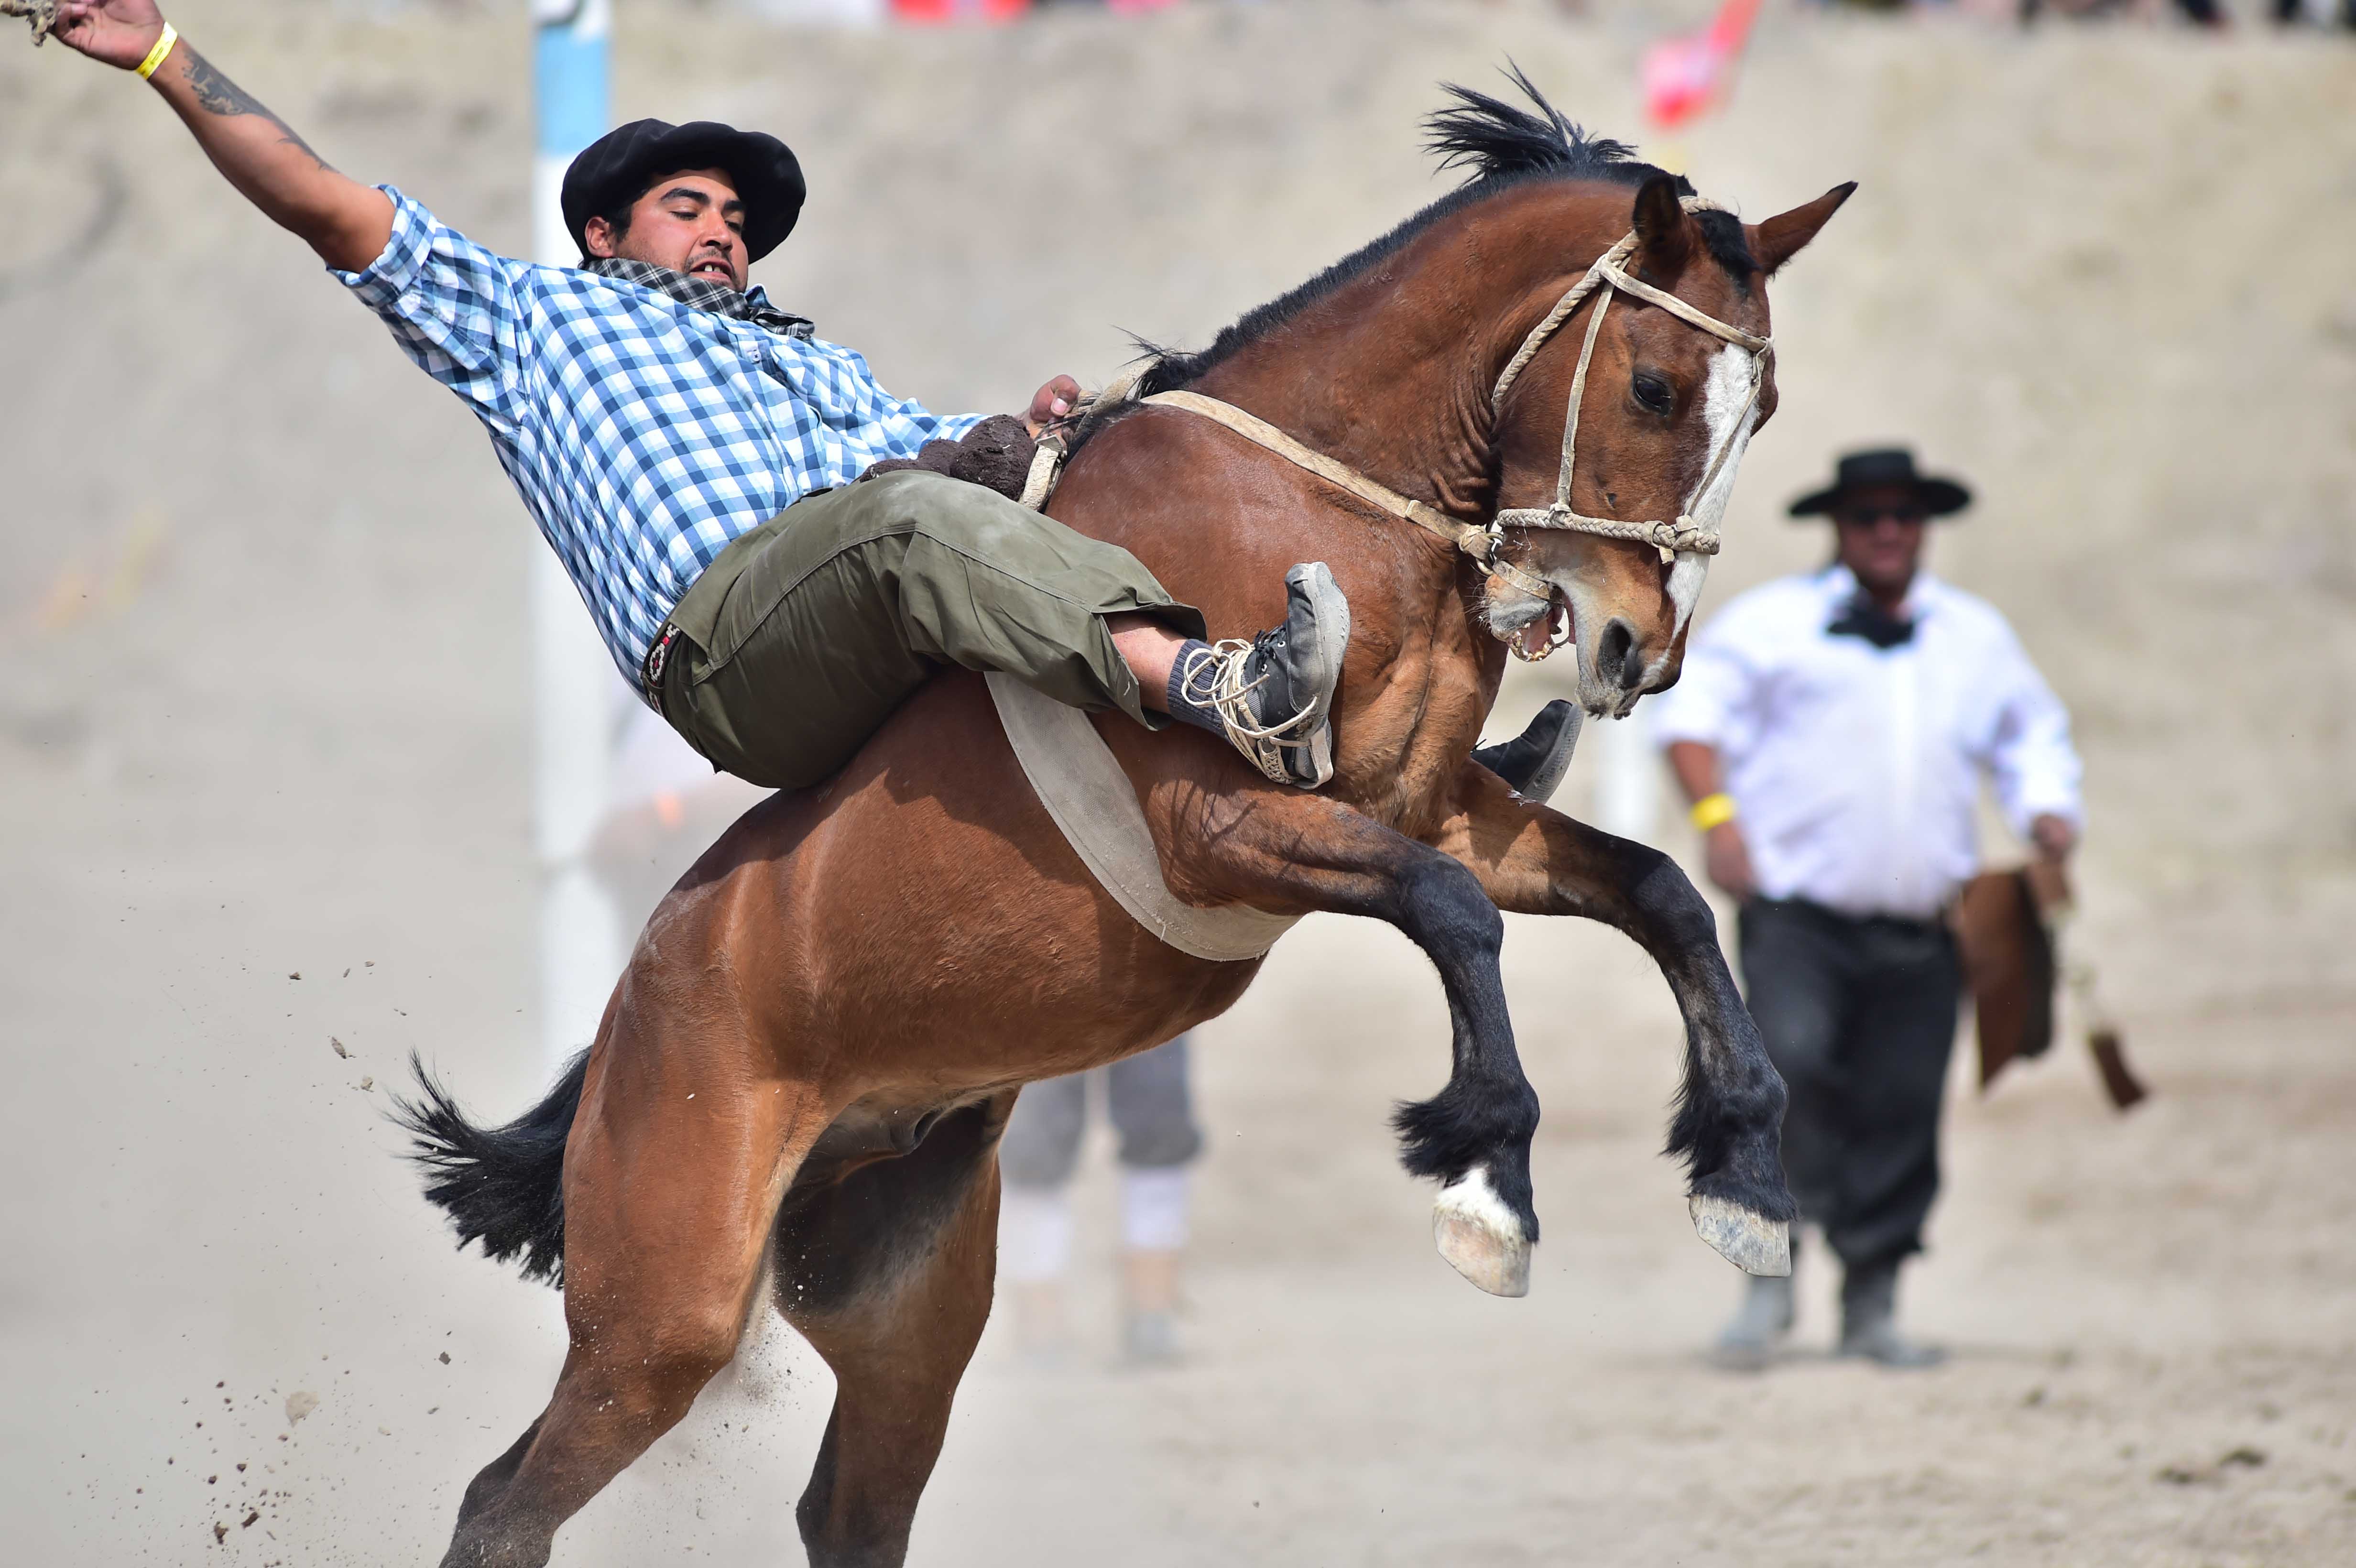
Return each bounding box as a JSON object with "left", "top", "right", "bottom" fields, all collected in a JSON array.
[{"left": 1, "top": 1, "right": 60, "bottom": 45}]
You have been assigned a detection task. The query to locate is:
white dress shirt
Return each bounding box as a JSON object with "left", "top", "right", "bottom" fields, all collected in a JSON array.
[{"left": 1651, "top": 566, "right": 2083, "bottom": 921}]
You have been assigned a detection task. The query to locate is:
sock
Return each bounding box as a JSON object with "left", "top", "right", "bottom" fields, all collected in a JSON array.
[
  {"left": 1119, "top": 1165, "right": 1193, "bottom": 1253},
  {"left": 997, "top": 1184, "right": 1075, "bottom": 1285},
  {"left": 1164, "top": 638, "right": 1227, "bottom": 736}
]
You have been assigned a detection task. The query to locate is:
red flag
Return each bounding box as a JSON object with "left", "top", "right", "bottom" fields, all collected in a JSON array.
[
  {"left": 1642, "top": 0, "right": 1764, "bottom": 130},
  {"left": 892, "top": 0, "right": 1030, "bottom": 23}
]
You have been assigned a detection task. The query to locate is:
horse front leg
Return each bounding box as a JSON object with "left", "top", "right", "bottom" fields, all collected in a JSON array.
[
  {"left": 1436, "top": 762, "right": 1795, "bottom": 1278},
  {"left": 1183, "top": 793, "right": 1541, "bottom": 1296}
]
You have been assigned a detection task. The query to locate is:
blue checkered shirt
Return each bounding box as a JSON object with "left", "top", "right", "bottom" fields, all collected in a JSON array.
[{"left": 336, "top": 188, "right": 982, "bottom": 684}]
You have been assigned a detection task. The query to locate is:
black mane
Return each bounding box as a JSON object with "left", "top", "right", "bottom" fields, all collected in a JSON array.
[
  {"left": 1424, "top": 65, "right": 1659, "bottom": 187},
  {"left": 1106, "top": 67, "right": 1757, "bottom": 418}
]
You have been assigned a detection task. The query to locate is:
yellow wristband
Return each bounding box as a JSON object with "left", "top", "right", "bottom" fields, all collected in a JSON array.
[
  {"left": 136, "top": 22, "right": 179, "bottom": 81},
  {"left": 1690, "top": 792, "right": 1739, "bottom": 832}
]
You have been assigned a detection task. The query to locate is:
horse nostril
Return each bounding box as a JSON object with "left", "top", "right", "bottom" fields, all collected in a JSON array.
[{"left": 1594, "top": 618, "right": 1644, "bottom": 690}]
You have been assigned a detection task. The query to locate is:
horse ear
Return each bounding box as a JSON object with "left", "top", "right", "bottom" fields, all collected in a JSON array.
[
  {"left": 1630, "top": 173, "right": 1693, "bottom": 282},
  {"left": 1750, "top": 182, "right": 1859, "bottom": 277}
]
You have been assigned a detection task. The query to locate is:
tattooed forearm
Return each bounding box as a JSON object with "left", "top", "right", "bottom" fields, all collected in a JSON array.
[{"left": 181, "top": 47, "right": 333, "bottom": 173}]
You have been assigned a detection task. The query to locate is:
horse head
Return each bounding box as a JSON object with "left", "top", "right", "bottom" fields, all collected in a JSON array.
[{"left": 1484, "top": 172, "right": 1854, "bottom": 716}]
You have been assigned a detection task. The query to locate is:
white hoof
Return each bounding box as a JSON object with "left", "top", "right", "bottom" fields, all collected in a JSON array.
[
  {"left": 1432, "top": 1167, "right": 1531, "bottom": 1297},
  {"left": 1690, "top": 1194, "right": 1791, "bottom": 1277}
]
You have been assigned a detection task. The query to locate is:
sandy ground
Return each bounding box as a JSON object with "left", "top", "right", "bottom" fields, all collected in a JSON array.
[{"left": 4, "top": 1, "right": 2354, "bottom": 1562}]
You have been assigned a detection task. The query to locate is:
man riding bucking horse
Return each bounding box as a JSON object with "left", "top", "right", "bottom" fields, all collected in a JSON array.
[{"left": 39, "top": 1, "right": 1354, "bottom": 795}]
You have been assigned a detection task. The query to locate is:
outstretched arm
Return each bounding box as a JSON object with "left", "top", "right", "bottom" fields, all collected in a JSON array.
[{"left": 51, "top": 1, "right": 392, "bottom": 271}]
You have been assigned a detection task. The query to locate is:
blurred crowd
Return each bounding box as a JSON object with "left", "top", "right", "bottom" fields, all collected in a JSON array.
[
  {"left": 710, "top": 0, "right": 2356, "bottom": 33},
  {"left": 317, "top": 0, "right": 2356, "bottom": 37}
]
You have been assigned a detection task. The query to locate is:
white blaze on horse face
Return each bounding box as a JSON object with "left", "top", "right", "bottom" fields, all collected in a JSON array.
[{"left": 1667, "top": 343, "right": 1764, "bottom": 638}]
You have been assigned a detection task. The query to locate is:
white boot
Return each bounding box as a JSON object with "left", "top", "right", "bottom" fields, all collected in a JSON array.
[{"left": 1710, "top": 1271, "right": 1796, "bottom": 1372}]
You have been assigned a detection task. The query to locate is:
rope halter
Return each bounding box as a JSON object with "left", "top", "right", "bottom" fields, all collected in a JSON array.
[
  {"left": 1485, "top": 200, "right": 1773, "bottom": 564},
  {"left": 1017, "top": 200, "right": 1770, "bottom": 667}
]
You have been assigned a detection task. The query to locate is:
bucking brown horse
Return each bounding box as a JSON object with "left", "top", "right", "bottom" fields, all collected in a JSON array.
[{"left": 402, "top": 78, "right": 1852, "bottom": 1568}]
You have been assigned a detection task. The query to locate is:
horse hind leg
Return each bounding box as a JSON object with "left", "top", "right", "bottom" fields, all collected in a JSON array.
[
  {"left": 774, "top": 1091, "right": 1014, "bottom": 1568},
  {"left": 438, "top": 1041, "right": 829, "bottom": 1568},
  {"left": 453, "top": 1415, "right": 543, "bottom": 1530}
]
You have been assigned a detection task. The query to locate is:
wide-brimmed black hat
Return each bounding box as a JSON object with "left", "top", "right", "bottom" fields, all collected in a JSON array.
[
  {"left": 1787, "top": 447, "right": 1973, "bottom": 519},
  {"left": 562, "top": 119, "right": 806, "bottom": 264}
]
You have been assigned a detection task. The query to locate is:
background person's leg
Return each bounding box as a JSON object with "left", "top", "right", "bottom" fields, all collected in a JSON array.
[
  {"left": 1827, "top": 919, "right": 1963, "bottom": 1367},
  {"left": 1106, "top": 1035, "right": 1205, "bottom": 1364},
  {"left": 997, "top": 1073, "right": 1091, "bottom": 1363},
  {"left": 1737, "top": 902, "right": 1855, "bottom": 1244},
  {"left": 1720, "top": 901, "right": 1855, "bottom": 1367}
]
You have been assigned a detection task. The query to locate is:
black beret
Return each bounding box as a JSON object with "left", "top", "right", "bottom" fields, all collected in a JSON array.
[{"left": 562, "top": 119, "right": 806, "bottom": 265}]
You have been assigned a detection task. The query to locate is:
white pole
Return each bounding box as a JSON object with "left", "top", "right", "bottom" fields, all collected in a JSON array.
[
  {"left": 1596, "top": 704, "right": 1661, "bottom": 845},
  {"left": 531, "top": 0, "right": 620, "bottom": 1064}
]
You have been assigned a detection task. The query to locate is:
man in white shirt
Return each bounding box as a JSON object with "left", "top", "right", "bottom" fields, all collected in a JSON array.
[{"left": 1651, "top": 448, "right": 2083, "bottom": 1369}]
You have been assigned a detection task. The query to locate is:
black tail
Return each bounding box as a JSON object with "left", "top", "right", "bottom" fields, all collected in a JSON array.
[{"left": 391, "top": 1050, "right": 588, "bottom": 1287}]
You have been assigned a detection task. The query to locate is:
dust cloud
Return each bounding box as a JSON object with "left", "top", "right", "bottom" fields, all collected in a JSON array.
[{"left": 3, "top": 3, "right": 2351, "bottom": 1563}]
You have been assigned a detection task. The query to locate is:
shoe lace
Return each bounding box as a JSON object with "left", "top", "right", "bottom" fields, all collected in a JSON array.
[{"left": 1176, "top": 633, "right": 1320, "bottom": 785}]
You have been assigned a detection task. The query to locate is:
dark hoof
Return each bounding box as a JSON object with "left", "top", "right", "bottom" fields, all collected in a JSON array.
[{"left": 1472, "top": 699, "right": 1582, "bottom": 805}]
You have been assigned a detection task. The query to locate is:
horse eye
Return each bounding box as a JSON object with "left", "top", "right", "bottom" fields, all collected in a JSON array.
[{"left": 1632, "top": 372, "right": 1675, "bottom": 416}]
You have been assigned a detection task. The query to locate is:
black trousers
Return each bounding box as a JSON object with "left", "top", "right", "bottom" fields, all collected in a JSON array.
[{"left": 1738, "top": 898, "right": 1963, "bottom": 1272}]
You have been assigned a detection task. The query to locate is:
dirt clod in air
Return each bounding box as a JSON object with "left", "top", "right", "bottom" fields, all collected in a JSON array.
[
  {"left": 2157, "top": 1447, "right": 2270, "bottom": 1486},
  {"left": 330, "top": 1037, "right": 348, "bottom": 1058},
  {"left": 438, "top": 1351, "right": 450, "bottom": 1365}
]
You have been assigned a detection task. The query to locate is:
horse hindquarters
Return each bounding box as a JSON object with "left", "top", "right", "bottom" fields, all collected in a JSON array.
[
  {"left": 434, "top": 674, "right": 1251, "bottom": 1563},
  {"left": 774, "top": 1093, "right": 1015, "bottom": 1568},
  {"left": 438, "top": 983, "right": 834, "bottom": 1568}
]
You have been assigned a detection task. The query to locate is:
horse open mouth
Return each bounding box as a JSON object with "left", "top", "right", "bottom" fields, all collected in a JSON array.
[{"left": 1508, "top": 589, "right": 1572, "bottom": 662}]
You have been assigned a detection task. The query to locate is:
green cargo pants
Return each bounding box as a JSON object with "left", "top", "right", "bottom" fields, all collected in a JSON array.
[{"left": 650, "top": 470, "right": 1205, "bottom": 791}]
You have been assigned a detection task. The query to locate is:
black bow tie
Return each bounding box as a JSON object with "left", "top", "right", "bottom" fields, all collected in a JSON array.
[{"left": 1827, "top": 595, "right": 1916, "bottom": 649}]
